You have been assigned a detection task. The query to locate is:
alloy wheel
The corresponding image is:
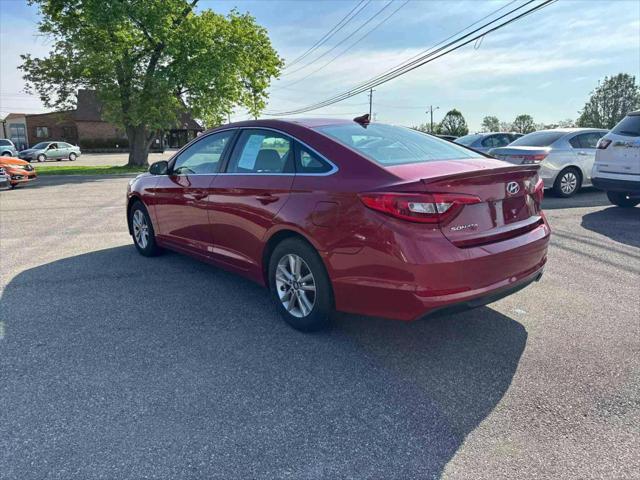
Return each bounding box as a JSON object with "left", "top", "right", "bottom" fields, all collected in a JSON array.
[
  {"left": 560, "top": 171, "right": 578, "bottom": 195},
  {"left": 132, "top": 209, "right": 149, "bottom": 249},
  {"left": 275, "top": 254, "right": 316, "bottom": 318}
]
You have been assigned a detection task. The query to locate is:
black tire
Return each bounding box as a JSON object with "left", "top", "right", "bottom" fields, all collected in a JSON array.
[
  {"left": 268, "top": 238, "right": 334, "bottom": 332},
  {"left": 553, "top": 167, "right": 581, "bottom": 197},
  {"left": 69, "top": 152, "right": 77, "bottom": 161},
  {"left": 129, "top": 201, "right": 162, "bottom": 257},
  {"left": 37, "top": 154, "right": 46, "bottom": 163},
  {"left": 1, "top": 151, "right": 11, "bottom": 157},
  {"left": 607, "top": 191, "right": 639, "bottom": 208}
]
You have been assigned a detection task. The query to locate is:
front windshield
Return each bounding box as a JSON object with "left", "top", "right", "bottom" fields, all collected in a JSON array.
[
  {"left": 455, "top": 134, "right": 483, "bottom": 146},
  {"left": 32, "top": 142, "right": 50, "bottom": 149},
  {"left": 510, "top": 131, "right": 564, "bottom": 147},
  {"left": 316, "top": 123, "right": 483, "bottom": 166}
]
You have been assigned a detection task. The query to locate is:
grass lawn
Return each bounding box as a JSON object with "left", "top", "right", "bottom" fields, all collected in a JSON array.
[{"left": 35, "top": 165, "right": 148, "bottom": 176}]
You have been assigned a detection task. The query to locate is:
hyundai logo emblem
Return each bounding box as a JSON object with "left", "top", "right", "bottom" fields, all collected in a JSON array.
[{"left": 506, "top": 181, "right": 520, "bottom": 195}]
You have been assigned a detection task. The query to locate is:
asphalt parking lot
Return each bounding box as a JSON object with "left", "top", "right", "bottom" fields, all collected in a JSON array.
[
  {"left": 1, "top": 176, "right": 638, "bottom": 480},
  {"left": 34, "top": 151, "right": 177, "bottom": 167}
]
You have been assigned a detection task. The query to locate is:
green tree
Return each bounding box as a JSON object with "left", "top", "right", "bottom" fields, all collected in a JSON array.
[
  {"left": 512, "top": 114, "right": 536, "bottom": 134},
  {"left": 481, "top": 115, "right": 500, "bottom": 132},
  {"left": 577, "top": 73, "right": 640, "bottom": 129},
  {"left": 438, "top": 109, "right": 468, "bottom": 136},
  {"left": 20, "top": 0, "right": 283, "bottom": 166}
]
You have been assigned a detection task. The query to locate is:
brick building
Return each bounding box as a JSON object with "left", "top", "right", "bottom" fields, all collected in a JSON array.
[{"left": 13, "top": 90, "right": 202, "bottom": 151}]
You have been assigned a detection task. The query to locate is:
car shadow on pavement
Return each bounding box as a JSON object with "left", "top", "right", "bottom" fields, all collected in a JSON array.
[
  {"left": 541, "top": 187, "right": 609, "bottom": 210},
  {"left": 581, "top": 206, "right": 640, "bottom": 248},
  {"left": 1, "top": 245, "right": 527, "bottom": 479}
]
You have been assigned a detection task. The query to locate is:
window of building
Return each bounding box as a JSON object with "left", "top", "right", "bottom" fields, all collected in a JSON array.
[{"left": 36, "top": 126, "right": 49, "bottom": 138}]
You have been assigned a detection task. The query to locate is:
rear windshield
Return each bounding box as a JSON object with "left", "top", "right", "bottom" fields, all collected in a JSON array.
[
  {"left": 612, "top": 115, "right": 640, "bottom": 137},
  {"left": 316, "top": 123, "right": 482, "bottom": 166},
  {"left": 510, "top": 131, "right": 565, "bottom": 147},
  {"left": 454, "top": 134, "right": 483, "bottom": 146}
]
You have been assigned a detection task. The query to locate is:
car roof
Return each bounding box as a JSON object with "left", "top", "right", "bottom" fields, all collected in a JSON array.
[
  {"left": 223, "top": 118, "right": 356, "bottom": 130},
  {"left": 527, "top": 128, "right": 608, "bottom": 134},
  {"left": 627, "top": 110, "right": 640, "bottom": 116}
]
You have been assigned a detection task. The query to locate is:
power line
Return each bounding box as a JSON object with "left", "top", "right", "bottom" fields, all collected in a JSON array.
[
  {"left": 274, "top": 0, "right": 409, "bottom": 89},
  {"left": 266, "top": 0, "right": 556, "bottom": 116},
  {"left": 283, "top": 0, "right": 371, "bottom": 70},
  {"left": 269, "top": 0, "right": 537, "bottom": 113},
  {"left": 278, "top": 0, "right": 396, "bottom": 78}
]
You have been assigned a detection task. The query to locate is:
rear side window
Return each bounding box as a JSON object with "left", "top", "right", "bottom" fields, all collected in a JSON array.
[
  {"left": 481, "top": 134, "right": 510, "bottom": 148},
  {"left": 611, "top": 115, "right": 640, "bottom": 137},
  {"left": 454, "top": 134, "right": 482, "bottom": 146},
  {"left": 227, "top": 129, "right": 294, "bottom": 174},
  {"left": 510, "top": 131, "right": 565, "bottom": 147},
  {"left": 317, "top": 123, "right": 481, "bottom": 166},
  {"left": 295, "top": 144, "right": 332, "bottom": 174}
]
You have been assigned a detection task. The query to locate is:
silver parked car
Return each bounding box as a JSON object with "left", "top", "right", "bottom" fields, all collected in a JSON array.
[
  {"left": 454, "top": 132, "right": 523, "bottom": 153},
  {"left": 0, "top": 139, "right": 18, "bottom": 157},
  {"left": 18, "top": 141, "right": 81, "bottom": 162},
  {"left": 489, "top": 128, "right": 608, "bottom": 197}
]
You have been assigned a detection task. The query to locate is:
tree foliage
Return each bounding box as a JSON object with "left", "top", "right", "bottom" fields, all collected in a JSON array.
[
  {"left": 20, "top": 0, "right": 283, "bottom": 165},
  {"left": 438, "top": 109, "right": 468, "bottom": 136},
  {"left": 577, "top": 73, "right": 640, "bottom": 129},
  {"left": 481, "top": 115, "right": 500, "bottom": 132},
  {"left": 512, "top": 114, "right": 536, "bottom": 134}
]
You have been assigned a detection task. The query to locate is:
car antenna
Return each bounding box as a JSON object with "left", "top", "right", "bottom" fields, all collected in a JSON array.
[{"left": 353, "top": 113, "right": 370, "bottom": 127}]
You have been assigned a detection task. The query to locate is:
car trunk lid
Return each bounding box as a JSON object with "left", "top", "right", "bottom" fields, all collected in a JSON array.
[{"left": 384, "top": 159, "right": 544, "bottom": 248}]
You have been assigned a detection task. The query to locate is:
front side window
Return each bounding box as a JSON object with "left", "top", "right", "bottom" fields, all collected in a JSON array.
[
  {"left": 35, "top": 127, "right": 49, "bottom": 138},
  {"left": 227, "top": 130, "right": 293, "bottom": 173},
  {"left": 317, "top": 124, "right": 482, "bottom": 166},
  {"left": 48, "top": 143, "right": 58, "bottom": 150},
  {"left": 570, "top": 132, "right": 604, "bottom": 149},
  {"left": 172, "top": 130, "right": 233, "bottom": 175}
]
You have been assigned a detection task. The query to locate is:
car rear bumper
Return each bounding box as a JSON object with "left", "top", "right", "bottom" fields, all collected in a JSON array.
[
  {"left": 328, "top": 219, "right": 550, "bottom": 321},
  {"left": 592, "top": 176, "right": 640, "bottom": 194}
]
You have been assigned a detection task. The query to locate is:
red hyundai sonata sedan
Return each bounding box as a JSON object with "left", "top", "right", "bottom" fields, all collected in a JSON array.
[{"left": 127, "top": 118, "right": 550, "bottom": 331}]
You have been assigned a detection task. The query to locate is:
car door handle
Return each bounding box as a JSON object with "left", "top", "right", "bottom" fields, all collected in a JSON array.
[
  {"left": 255, "top": 193, "right": 279, "bottom": 204},
  {"left": 577, "top": 151, "right": 589, "bottom": 156}
]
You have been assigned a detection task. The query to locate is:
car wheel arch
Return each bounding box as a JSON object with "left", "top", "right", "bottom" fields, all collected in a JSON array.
[
  {"left": 126, "top": 195, "right": 145, "bottom": 235},
  {"left": 261, "top": 228, "right": 328, "bottom": 287}
]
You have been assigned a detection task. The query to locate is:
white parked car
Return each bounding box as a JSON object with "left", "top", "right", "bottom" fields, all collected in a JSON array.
[
  {"left": 489, "top": 128, "right": 608, "bottom": 197},
  {"left": 592, "top": 111, "right": 640, "bottom": 208}
]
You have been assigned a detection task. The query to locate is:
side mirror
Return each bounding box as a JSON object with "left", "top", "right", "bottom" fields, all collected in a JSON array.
[{"left": 149, "top": 160, "right": 169, "bottom": 175}]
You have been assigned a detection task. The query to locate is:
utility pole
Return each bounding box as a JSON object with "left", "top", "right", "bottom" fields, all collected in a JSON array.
[
  {"left": 427, "top": 105, "right": 439, "bottom": 133},
  {"left": 368, "top": 88, "right": 375, "bottom": 118}
]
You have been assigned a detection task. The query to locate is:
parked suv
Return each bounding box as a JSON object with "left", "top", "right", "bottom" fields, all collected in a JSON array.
[
  {"left": 0, "top": 139, "right": 18, "bottom": 157},
  {"left": 592, "top": 111, "right": 640, "bottom": 207},
  {"left": 454, "top": 132, "right": 523, "bottom": 153},
  {"left": 489, "top": 128, "right": 608, "bottom": 197},
  {"left": 18, "top": 141, "right": 81, "bottom": 162}
]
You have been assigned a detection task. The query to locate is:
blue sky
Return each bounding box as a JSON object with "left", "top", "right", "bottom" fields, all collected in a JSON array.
[{"left": 0, "top": 0, "right": 638, "bottom": 130}]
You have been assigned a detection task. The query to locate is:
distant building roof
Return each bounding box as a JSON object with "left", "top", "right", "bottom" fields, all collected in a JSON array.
[{"left": 2, "top": 113, "right": 28, "bottom": 121}]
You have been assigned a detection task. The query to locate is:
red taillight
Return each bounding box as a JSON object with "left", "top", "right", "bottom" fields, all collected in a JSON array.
[
  {"left": 597, "top": 138, "right": 612, "bottom": 149},
  {"left": 522, "top": 153, "right": 548, "bottom": 164},
  {"left": 358, "top": 192, "right": 481, "bottom": 224},
  {"left": 532, "top": 175, "right": 544, "bottom": 204}
]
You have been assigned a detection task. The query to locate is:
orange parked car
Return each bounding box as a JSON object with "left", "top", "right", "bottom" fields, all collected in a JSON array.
[{"left": 0, "top": 157, "right": 37, "bottom": 188}]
